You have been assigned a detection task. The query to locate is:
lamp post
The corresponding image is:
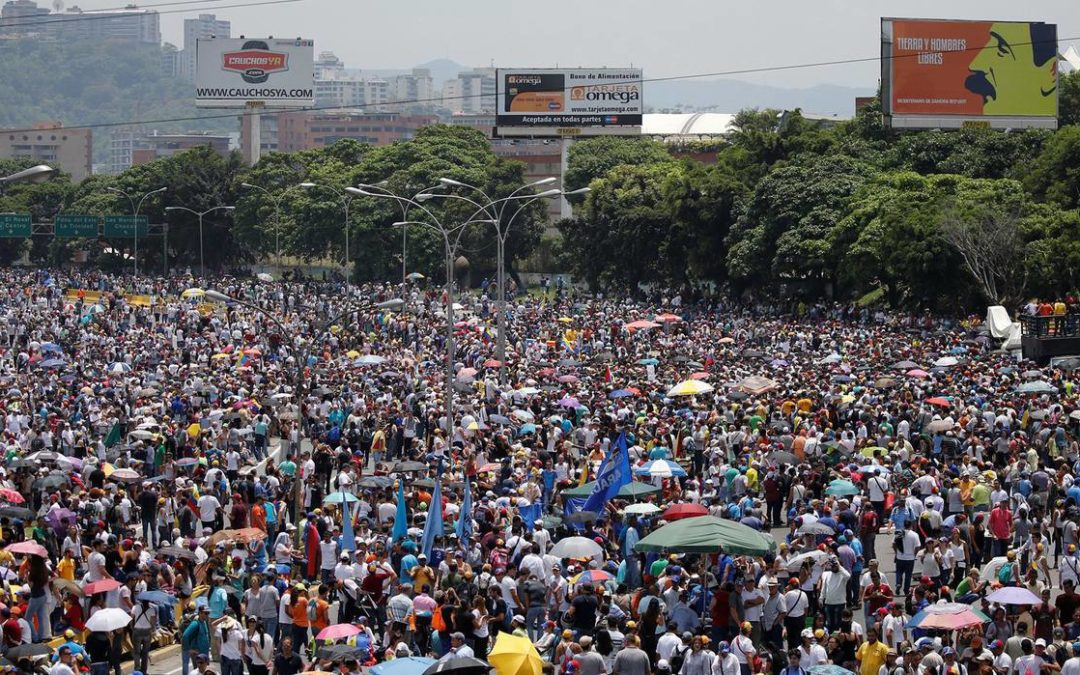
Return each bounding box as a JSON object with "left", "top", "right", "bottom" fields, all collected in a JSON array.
[
  {"left": 0, "top": 165, "right": 55, "bottom": 195},
  {"left": 164, "top": 205, "right": 235, "bottom": 278},
  {"left": 107, "top": 186, "right": 166, "bottom": 277},
  {"left": 204, "top": 288, "right": 402, "bottom": 533},
  {"left": 350, "top": 185, "right": 495, "bottom": 441},
  {"left": 300, "top": 183, "right": 355, "bottom": 290},
  {"left": 240, "top": 182, "right": 305, "bottom": 261},
  {"left": 419, "top": 179, "right": 568, "bottom": 382}
]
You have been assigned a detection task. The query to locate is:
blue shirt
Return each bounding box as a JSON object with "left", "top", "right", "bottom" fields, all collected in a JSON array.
[
  {"left": 207, "top": 587, "right": 228, "bottom": 619},
  {"left": 399, "top": 554, "right": 418, "bottom": 580}
]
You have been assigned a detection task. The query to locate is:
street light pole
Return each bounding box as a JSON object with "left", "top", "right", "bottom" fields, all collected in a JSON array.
[
  {"left": 164, "top": 205, "right": 235, "bottom": 278},
  {"left": 241, "top": 182, "right": 305, "bottom": 262},
  {"left": 107, "top": 186, "right": 166, "bottom": 277},
  {"left": 300, "top": 183, "right": 355, "bottom": 291},
  {"left": 0, "top": 165, "right": 55, "bottom": 196},
  {"left": 350, "top": 185, "right": 488, "bottom": 442},
  {"left": 419, "top": 180, "right": 564, "bottom": 382},
  {"left": 204, "top": 288, "right": 402, "bottom": 535}
]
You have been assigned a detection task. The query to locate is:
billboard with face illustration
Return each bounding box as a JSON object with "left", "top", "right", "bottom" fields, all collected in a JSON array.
[{"left": 882, "top": 18, "right": 1058, "bottom": 129}]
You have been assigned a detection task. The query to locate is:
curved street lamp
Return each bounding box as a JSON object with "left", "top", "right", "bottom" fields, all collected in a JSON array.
[{"left": 164, "top": 205, "right": 235, "bottom": 278}]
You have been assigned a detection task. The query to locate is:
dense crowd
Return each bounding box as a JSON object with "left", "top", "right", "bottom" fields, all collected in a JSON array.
[{"left": 0, "top": 269, "right": 1077, "bottom": 675}]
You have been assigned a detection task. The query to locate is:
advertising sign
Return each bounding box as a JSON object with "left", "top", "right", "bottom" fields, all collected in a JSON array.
[
  {"left": 496, "top": 68, "right": 643, "bottom": 137},
  {"left": 0, "top": 214, "right": 31, "bottom": 238},
  {"left": 195, "top": 37, "right": 315, "bottom": 108},
  {"left": 882, "top": 18, "right": 1058, "bottom": 129},
  {"left": 55, "top": 214, "right": 99, "bottom": 238},
  {"left": 103, "top": 215, "right": 148, "bottom": 238}
]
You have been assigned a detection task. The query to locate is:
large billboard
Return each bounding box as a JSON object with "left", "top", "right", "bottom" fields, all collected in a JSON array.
[
  {"left": 496, "top": 68, "right": 643, "bottom": 137},
  {"left": 195, "top": 37, "right": 314, "bottom": 108},
  {"left": 882, "top": 18, "right": 1058, "bottom": 129}
]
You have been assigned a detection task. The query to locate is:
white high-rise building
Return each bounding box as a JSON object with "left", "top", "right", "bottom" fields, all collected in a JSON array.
[
  {"left": 443, "top": 68, "right": 496, "bottom": 114},
  {"left": 388, "top": 68, "right": 434, "bottom": 112},
  {"left": 179, "top": 14, "right": 230, "bottom": 82}
]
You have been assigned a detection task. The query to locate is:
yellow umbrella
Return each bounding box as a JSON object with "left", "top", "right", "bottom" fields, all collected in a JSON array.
[
  {"left": 181, "top": 288, "right": 205, "bottom": 300},
  {"left": 346, "top": 350, "right": 360, "bottom": 359},
  {"left": 488, "top": 632, "right": 543, "bottom": 675},
  {"left": 666, "top": 380, "right": 714, "bottom": 397},
  {"left": 211, "top": 353, "right": 230, "bottom": 360},
  {"left": 557, "top": 317, "right": 573, "bottom": 323},
  {"left": 102, "top": 463, "right": 115, "bottom": 477}
]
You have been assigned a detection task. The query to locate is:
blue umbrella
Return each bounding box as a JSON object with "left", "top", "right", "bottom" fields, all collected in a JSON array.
[
  {"left": 517, "top": 423, "right": 537, "bottom": 436},
  {"left": 634, "top": 459, "right": 687, "bottom": 478},
  {"left": 40, "top": 343, "right": 62, "bottom": 353},
  {"left": 609, "top": 389, "right": 635, "bottom": 399},
  {"left": 808, "top": 666, "right": 855, "bottom": 675},
  {"left": 38, "top": 358, "right": 66, "bottom": 369},
  {"left": 370, "top": 657, "right": 436, "bottom": 675},
  {"left": 638, "top": 358, "right": 659, "bottom": 366},
  {"left": 137, "top": 591, "right": 177, "bottom": 606},
  {"left": 322, "top": 491, "right": 359, "bottom": 505}
]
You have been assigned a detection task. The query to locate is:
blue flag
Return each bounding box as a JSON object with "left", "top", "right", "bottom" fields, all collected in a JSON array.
[
  {"left": 455, "top": 478, "right": 473, "bottom": 541},
  {"left": 391, "top": 480, "right": 408, "bottom": 542},
  {"left": 518, "top": 502, "right": 542, "bottom": 527},
  {"left": 581, "top": 431, "right": 632, "bottom": 515},
  {"left": 541, "top": 470, "right": 556, "bottom": 507},
  {"left": 420, "top": 479, "right": 444, "bottom": 559},
  {"left": 340, "top": 494, "right": 356, "bottom": 552}
]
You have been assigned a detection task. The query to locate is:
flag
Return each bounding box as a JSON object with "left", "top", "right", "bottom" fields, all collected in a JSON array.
[
  {"left": 340, "top": 493, "right": 356, "bottom": 552},
  {"left": 103, "top": 423, "right": 121, "bottom": 448},
  {"left": 455, "top": 478, "right": 473, "bottom": 541},
  {"left": 420, "top": 479, "right": 443, "bottom": 559},
  {"left": 578, "top": 455, "right": 590, "bottom": 486},
  {"left": 581, "top": 431, "right": 633, "bottom": 515},
  {"left": 604, "top": 366, "right": 613, "bottom": 385},
  {"left": 391, "top": 480, "right": 408, "bottom": 542},
  {"left": 519, "top": 502, "right": 541, "bottom": 527}
]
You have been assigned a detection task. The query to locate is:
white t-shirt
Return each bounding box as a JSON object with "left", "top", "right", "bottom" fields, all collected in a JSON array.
[{"left": 198, "top": 495, "right": 220, "bottom": 522}]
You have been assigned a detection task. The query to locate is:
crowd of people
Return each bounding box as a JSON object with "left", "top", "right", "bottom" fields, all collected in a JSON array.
[{"left": 0, "top": 269, "right": 1076, "bottom": 675}]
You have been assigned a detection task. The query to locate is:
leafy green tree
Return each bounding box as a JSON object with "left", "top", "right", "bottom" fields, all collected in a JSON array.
[
  {"left": 1025, "top": 125, "right": 1080, "bottom": 210},
  {"left": 661, "top": 162, "right": 746, "bottom": 282},
  {"left": 1060, "top": 70, "right": 1080, "bottom": 127},
  {"left": 725, "top": 156, "right": 876, "bottom": 289},
  {"left": 559, "top": 161, "right": 684, "bottom": 291},
  {"left": 563, "top": 137, "right": 672, "bottom": 198}
]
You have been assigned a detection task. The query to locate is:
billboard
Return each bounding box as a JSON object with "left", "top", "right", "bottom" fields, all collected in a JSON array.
[
  {"left": 496, "top": 68, "right": 643, "bottom": 137},
  {"left": 195, "top": 37, "right": 314, "bottom": 108},
  {"left": 882, "top": 18, "right": 1058, "bottom": 129}
]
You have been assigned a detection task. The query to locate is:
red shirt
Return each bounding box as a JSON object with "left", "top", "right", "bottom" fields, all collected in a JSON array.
[{"left": 989, "top": 505, "right": 1012, "bottom": 540}]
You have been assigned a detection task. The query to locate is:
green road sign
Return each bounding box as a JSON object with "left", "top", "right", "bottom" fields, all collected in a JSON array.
[
  {"left": 0, "top": 214, "right": 31, "bottom": 238},
  {"left": 103, "top": 215, "right": 148, "bottom": 238},
  {"left": 55, "top": 214, "right": 99, "bottom": 237}
]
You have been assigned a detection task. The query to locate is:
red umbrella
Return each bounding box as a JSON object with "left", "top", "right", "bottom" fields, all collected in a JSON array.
[
  {"left": 0, "top": 489, "right": 24, "bottom": 504},
  {"left": 926, "top": 397, "right": 951, "bottom": 408},
  {"left": 83, "top": 579, "right": 122, "bottom": 594},
  {"left": 662, "top": 504, "right": 709, "bottom": 521},
  {"left": 689, "top": 372, "right": 709, "bottom": 380},
  {"left": 483, "top": 359, "right": 503, "bottom": 368},
  {"left": 654, "top": 313, "right": 682, "bottom": 323},
  {"left": 7, "top": 541, "right": 48, "bottom": 557}
]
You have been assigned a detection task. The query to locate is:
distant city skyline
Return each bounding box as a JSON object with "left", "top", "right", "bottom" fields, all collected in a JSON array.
[{"left": 53, "top": 0, "right": 1080, "bottom": 90}]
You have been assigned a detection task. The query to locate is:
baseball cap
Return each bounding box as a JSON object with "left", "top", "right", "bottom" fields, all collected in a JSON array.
[
  {"left": 942, "top": 647, "right": 955, "bottom": 656},
  {"left": 991, "top": 640, "right": 1004, "bottom": 649},
  {"left": 1036, "top": 639, "right": 1047, "bottom": 648}
]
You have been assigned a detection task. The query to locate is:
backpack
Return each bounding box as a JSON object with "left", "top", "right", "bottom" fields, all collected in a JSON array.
[
  {"left": 307, "top": 598, "right": 319, "bottom": 622},
  {"left": 670, "top": 644, "right": 689, "bottom": 674}
]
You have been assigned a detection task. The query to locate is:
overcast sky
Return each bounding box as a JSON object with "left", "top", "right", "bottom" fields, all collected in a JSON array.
[{"left": 82, "top": 0, "right": 1079, "bottom": 89}]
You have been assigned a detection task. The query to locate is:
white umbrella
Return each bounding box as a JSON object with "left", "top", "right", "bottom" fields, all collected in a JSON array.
[
  {"left": 927, "top": 417, "right": 955, "bottom": 433},
  {"left": 980, "top": 556, "right": 1010, "bottom": 582},
  {"left": 550, "top": 536, "right": 603, "bottom": 559},
  {"left": 86, "top": 608, "right": 133, "bottom": 632},
  {"left": 128, "top": 430, "right": 154, "bottom": 440},
  {"left": 108, "top": 362, "right": 131, "bottom": 374},
  {"left": 786, "top": 549, "right": 829, "bottom": 572},
  {"left": 516, "top": 387, "right": 540, "bottom": 396},
  {"left": 623, "top": 503, "right": 662, "bottom": 516},
  {"left": 257, "top": 272, "right": 274, "bottom": 282},
  {"left": 933, "top": 356, "right": 959, "bottom": 367}
]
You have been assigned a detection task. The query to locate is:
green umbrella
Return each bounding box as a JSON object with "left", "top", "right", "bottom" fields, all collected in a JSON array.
[
  {"left": 824, "top": 479, "right": 861, "bottom": 497},
  {"left": 634, "top": 516, "right": 777, "bottom": 556},
  {"left": 563, "top": 481, "right": 662, "bottom": 499}
]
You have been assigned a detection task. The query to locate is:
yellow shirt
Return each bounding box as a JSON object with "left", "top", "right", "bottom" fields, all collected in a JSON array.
[
  {"left": 57, "top": 557, "right": 76, "bottom": 581},
  {"left": 857, "top": 640, "right": 889, "bottom": 675}
]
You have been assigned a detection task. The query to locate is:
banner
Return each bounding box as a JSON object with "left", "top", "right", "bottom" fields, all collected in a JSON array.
[{"left": 884, "top": 18, "right": 1058, "bottom": 124}]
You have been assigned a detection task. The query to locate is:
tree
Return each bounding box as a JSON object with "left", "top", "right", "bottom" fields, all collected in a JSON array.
[
  {"left": 1025, "top": 125, "right": 1080, "bottom": 210},
  {"left": 1060, "top": 70, "right": 1080, "bottom": 127},
  {"left": 563, "top": 137, "right": 672, "bottom": 197},
  {"left": 661, "top": 162, "right": 746, "bottom": 282},
  {"left": 558, "top": 161, "right": 684, "bottom": 292},
  {"left": 725, "top": 155, "right": 876, "bottom": 290}
]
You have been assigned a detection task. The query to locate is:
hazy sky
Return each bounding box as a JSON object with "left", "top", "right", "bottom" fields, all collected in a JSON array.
[{"left": 80, "top": 0, "right": 1079, "bottom": 89}]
